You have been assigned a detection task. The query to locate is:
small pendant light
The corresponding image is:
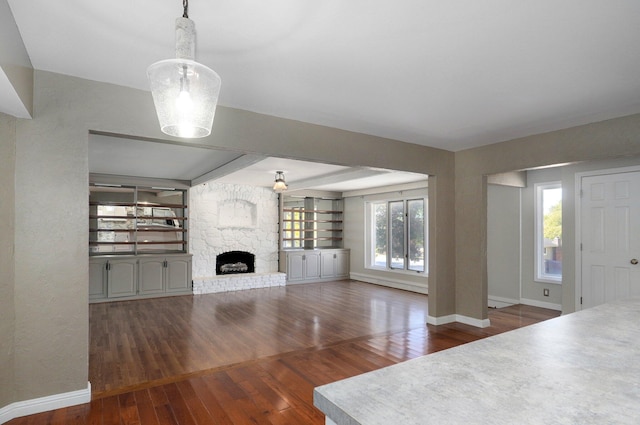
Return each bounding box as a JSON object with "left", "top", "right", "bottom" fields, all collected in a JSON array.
[{"left": 273, "top": 171, "right": 288, "bottom": 193}]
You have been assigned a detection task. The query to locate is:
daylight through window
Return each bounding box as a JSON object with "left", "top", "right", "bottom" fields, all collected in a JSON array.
[
  {"left": 535, "top": 182, "right": 562, "bottom": 282},
  {"left": 370, "top": 198, "right": 426, "bottom": 273}
]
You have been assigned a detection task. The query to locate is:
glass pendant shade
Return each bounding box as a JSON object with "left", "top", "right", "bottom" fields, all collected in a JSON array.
[
  {"left": 273, "top": 171, "right": 288, "bottom": 193},
  {"left": 147, "top": 59, "right": 221, "bottom": 138},
  {"left": 147, "top": 13, "right": 221, "bottom": 139}
]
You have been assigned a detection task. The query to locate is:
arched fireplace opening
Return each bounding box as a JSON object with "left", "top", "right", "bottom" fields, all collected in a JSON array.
[{"left": 216, "top": 251, "right": 255, "bottom": 275}]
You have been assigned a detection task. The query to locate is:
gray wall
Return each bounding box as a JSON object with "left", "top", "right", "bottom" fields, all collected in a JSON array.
[
  {"left": 456, "top": 114, "right": 640, "bottom": 320},
  {"left": 0, "top": 113, "right": 16, "bottom": 407},
  {"left": 344, "top": 187, "right": 429, "bottom": 293},
  {"left": 487, "top": 184, "right": 521, "bottom": 306},
  {"left": 4, "top": 70, "right": 454, "bottom": 407}
]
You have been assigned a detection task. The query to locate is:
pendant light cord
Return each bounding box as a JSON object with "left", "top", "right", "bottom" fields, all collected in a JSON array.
[{"left": 182, "top": 0, "right": 189, "bottom": 18}]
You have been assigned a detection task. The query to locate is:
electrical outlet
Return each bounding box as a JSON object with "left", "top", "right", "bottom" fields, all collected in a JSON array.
[{"left": 543, "top": 288, "right": 550, "bottom": 297}]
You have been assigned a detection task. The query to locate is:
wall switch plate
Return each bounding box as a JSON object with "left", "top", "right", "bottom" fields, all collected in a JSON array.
[{"left": 543, "top": 288, "right": 550, "bottom": 297}]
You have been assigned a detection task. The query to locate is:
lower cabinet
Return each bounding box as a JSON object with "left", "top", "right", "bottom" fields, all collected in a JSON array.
[
  {"left": 280, "top": 249, "right": 349, "bottom": 283},
  {"left": 321, "top": 250, "right": 350, "bottom": 279},
  {"left": 89, "top": 254, "right": 192, "bottom": 302}
]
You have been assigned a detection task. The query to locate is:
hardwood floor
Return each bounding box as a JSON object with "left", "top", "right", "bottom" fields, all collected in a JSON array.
[{"left": 8, "top": 280, "right": 560, "bottom": 425}]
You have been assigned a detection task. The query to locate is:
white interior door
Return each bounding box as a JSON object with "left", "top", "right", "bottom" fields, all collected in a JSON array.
[{"left": 581, "top": 171, "right": 640, "bottom": 309}]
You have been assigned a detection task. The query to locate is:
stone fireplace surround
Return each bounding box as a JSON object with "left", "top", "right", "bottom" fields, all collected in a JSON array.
[{"left": 189, "top": 182, "right": 285, "bottom": 294}]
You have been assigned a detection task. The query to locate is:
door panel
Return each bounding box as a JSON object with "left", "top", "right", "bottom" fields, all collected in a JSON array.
[{"left": 581, "top": 171, "right": 640, "bottom": 309}]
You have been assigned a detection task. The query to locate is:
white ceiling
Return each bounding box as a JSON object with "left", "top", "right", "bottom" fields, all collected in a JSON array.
[
  {"left": 89, "top": 134, "right": 428, "bottom": 193},
  {"left": 7, "top": 0, "right": 640, "bottom": 153}
]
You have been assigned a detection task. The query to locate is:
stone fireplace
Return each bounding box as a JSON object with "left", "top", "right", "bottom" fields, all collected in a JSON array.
[{"left": 189, "top": 182, "right": 286, "bottom": 294}]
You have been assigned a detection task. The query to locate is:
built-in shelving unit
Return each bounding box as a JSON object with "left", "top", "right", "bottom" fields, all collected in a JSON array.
[
  {"left": 281, "top": 196, "right": 343, "bottom": 249},
  {"left": 88, "top": 180, "right": 192, "bottom": 302},
  {"left": 89, "top": 185, "right": 187, "bottom": 255},
  {"left": 279, "top": 195, "right": 349, "bottom": 283}
]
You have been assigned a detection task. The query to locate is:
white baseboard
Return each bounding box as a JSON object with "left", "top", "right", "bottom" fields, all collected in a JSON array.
[
  {"left": 488, "top": 295, "right": 519, "bottom": 309},
  {"left": 350, "top": 272, "right": 428, "bottom": 294},
  {"left": 0, "top": 382, "right": 91, "bottom": 424},
  {"left": 520, "top": 298, "right": 562, "bottom": 311},
  {"left": 427, "top": 314, "right": 491, "bottom": 328}
]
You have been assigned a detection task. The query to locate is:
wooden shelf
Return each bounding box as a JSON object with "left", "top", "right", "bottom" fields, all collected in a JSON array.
[
  {"left": 283, "top": 208, "right": 342, "bottom": 214},
  {"left": 90, "top": 241, "right": 186, "bottom": 246},
  {"left": 282, "top": 219, "right": 342, "bottom": 223},
  {"left": 89, "top": 201, "right": 187, "bottom": 208},
  {"left": 89, "top": 215, "right": 187, "bottom": 220},
  {"left": 282, "top": 237, "right": 343, "bottom": 241},
  {"left": 90, "top": 228, "right": 186, "bottom": 233}
]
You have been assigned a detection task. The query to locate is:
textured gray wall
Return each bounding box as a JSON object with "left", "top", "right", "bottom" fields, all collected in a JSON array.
[
  {"left": 0, "top": 113, "right": 16, "bottom": 407},
  {"left": 487, "top": 184, "right": 521, "bottom": 305}
]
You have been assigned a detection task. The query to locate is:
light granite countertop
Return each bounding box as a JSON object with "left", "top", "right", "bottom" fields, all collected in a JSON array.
[{"left": 314, "top": 297, "right": 640, "bottom": 425}]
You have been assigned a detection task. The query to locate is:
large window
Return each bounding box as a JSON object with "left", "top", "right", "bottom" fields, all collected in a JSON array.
[
  {"left": 535, "top": 182, "right": 562, "bottom": 283},
  {"left": 370, "top": 198, "right": 426, "bottom": 273}
]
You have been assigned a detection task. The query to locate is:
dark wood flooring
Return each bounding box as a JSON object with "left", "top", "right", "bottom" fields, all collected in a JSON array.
[{"left": 8, "top": 280, "right": 560, "bottom": 425}]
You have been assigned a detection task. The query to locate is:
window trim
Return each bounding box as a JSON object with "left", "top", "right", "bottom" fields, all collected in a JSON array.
[{"left": 534, "top": 182, "right": 562, "bottom": 284}]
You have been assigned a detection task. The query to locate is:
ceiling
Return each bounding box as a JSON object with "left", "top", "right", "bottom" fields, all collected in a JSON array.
[
  {"left": 6, "top": 1, "right": 640, "bottom": 154},
  {"left": 88, "top": 134, "right": 428, "bottom": 193}
]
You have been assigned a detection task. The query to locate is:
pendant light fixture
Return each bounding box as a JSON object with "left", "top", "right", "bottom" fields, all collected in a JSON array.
[
  {"left": 147, "top": 0, "right": 221, "bottom": 138},
  {"left": 273, "top": 171, "right": 288, "bottom": 193}
]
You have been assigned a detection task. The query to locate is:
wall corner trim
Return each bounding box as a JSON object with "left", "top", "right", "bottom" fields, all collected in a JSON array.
[
  {"left": 0, "top": 382, "right": 91, "bottom": 424},
  {"left": 427, "top": 314, "right": 491, "bottom": 328}
]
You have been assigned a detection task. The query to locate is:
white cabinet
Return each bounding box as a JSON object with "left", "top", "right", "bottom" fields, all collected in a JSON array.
[
  {"left": 106, "top": 258, "right": 138, "bottom": 298},
  {"left": 89, "top": 258, "right": 138, "bottom": 299},
  {"left": 89, "top": 259, "right": 107, "bottom": 300},
  {"left": 321, "top": 250, "right": 350, "bottom": 278},
  {"left": 89, "top": 254, "right": 192, "bottom": 302},
  {"left": 283, "top": 250, "right": 321, "bottom": 282},
  {"left": 281, "top": 249, "right": 349, "bottom": 283},
  {"left": 166, "top": 256, "right": 191, "bottom": 293},
  {"left": 139, "top": 257, "right": 165, "bottom": 295}
]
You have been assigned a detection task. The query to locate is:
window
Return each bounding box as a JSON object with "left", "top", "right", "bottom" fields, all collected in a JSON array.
[
  {"left": 282, "top": 206, "right": 305, "bottom": 248},
  {"left": 369, "top": 198, "right": 426, "bottom": 273},
  {"left": 535, "top": 182, "right": 562, "bottom": 283}
]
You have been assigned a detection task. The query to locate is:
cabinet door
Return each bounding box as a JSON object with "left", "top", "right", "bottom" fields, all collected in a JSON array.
[
  {"left": 287, "top": 252, "right": 305, "bottom": 281},
  {"left": 335, "top": 250, "right": 350, "bottom": 278},
  {"left": 304, "top": 252, "right": 321, "bottom": 279},
  {"left": 320, "top": 252, "right": 336, "bottom": 278},
  {"left": 89, "top": 259, "right": 107, "bottom": 300},
  {"left": 139, "top": 258, "right": 165, "bottom": 295},
  {"left": 166, "top": 257, "right": 191, "bottom": 292},
  {"left": 107, "top": 259, "right": 137, "bottom": 298}
]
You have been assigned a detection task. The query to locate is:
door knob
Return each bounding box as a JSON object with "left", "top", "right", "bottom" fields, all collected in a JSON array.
[{"left": 631, "top": 259, "right": 638, "bottom": 265}]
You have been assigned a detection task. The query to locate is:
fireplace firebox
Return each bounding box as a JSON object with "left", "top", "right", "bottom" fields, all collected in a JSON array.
[{"left": 216, "top": 251, "right": 255, "bottom": 275}]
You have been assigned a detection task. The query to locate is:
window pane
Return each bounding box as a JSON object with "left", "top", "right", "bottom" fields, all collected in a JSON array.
[
  {"left": 542, "top": 187, "right": 562, "bottom": 279},
  {"left": 374, "top": 203, "right": 387, "bottom": 267},
  {"left": 407, "top": 199, "right": 425, "bottom": 272},
  {"left": 389, "top": 201, "right": 405, "bottom": 269}
]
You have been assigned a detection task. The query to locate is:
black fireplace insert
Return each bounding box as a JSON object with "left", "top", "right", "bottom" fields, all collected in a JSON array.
[{"left": 216, "top": 251, "right": 255, "bottom": 275}]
